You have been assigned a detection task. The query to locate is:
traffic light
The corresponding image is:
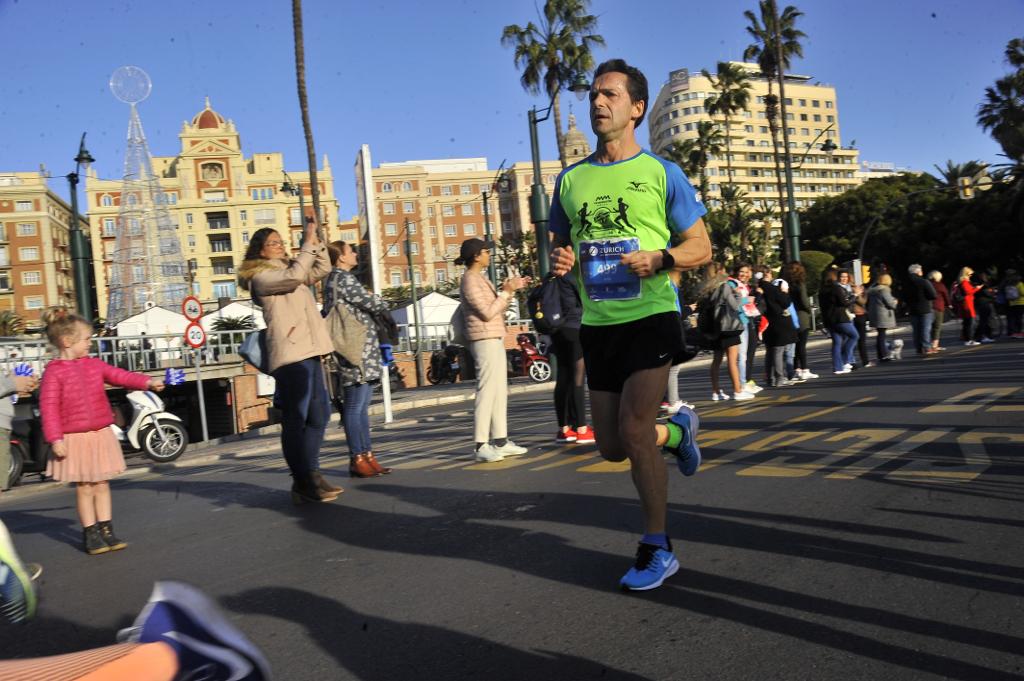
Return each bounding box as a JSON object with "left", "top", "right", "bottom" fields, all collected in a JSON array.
[{"left": 957, "top": 176, "right": 974, "bottom": 200}]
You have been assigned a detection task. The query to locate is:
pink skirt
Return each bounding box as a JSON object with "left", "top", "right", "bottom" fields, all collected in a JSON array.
[{"left": 46, "top": 427, "right": 126, "bottom": 483}]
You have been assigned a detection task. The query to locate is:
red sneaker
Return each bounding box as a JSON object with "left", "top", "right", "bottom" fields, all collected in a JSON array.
[
  {"left": 556, "top": 427, "right": 578, "bottom": 443},
  {"left": 574, "top": 425, "right": 596, "bottom": 444}
]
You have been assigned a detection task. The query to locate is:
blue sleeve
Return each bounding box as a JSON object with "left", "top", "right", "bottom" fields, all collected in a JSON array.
[
  {"left": 658, "top": 156, "right": 707, "bottom": 233},
  {"left": 549, "top": 172, "right": 570, "bottom": 240}
]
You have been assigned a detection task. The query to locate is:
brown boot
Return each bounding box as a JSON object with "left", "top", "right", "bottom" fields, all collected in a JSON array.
[
  {"left": 291, "top": 474, "right": 338, "bottom": 504},
  {"left": 312, "top": 471, "right": 344, "bottom": 496},
  {"left": 365, "top": 452, "right": 392, "bottom": 475},
  {"left": 349, "top": 453, "right": 379, "bottom": 478}
]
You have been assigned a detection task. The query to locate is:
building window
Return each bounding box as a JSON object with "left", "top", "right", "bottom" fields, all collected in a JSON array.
[
  {"left": 826, "top": 101, "right": 834, "bottom": 109},
  {"left": 211, "top": 258, "right": 234, "bottom": 275},
  {"left": 239, "top": 209, "right": 248, "bottom": 222},
  {"left": 24, "top": 296, "right": 44, "bottom": 310},
  {"left": 382, "top": 202, "right": 395, "bottom": 215},
  {"left": 402, "top": 181, "right": 412, "bottom": 191},
  {"left": 403, "top": 201, "right": 414, "bottom": 213},
  {"left": 826, "top": 115, "right": 834, "bottom": 123},
  {"left": 186, "top": 213, "right": 194, "bottom": 225},
  {"left": 100, "top": 195, "right": 113, "bottom": 207},
  {"left": 292, "top": 231, "right": 302, "bottom": 247},
  {"left": 409, "top": 243, "right": 419, "bottom": 255},
  {"left": 385, "top": 223, "right": 397, "bottom": 236},
  {"left": 0, "top": 272, "right": 9, "bottom": 290},
  {"left": 187, "top": 235, "right": 196, "bottom": 247},
  {"left": 461, "top": 204, "right": 474, "bottom": 216},
  {"left": 213, "top": 282, "right": 237, "bottom": 298},
  {"left": 463, "top": 224, "right": 476, "bottom": 236},
  {"left": 206, "top": 212, "right": 229, "bottom": 230},
  {"left": 798, "top": 99, "right": 807, "bottom": 107},
  {"left": 444, "top": 224, "right": 457, "bottom": 237},
  {"left": 812, "top": 100, "right": 820, "bottom": 108},
  {"left": 429, "top": 226, "right": 437, "bottom": 236},
  {"left": 242, "top": 231, "right": 250, "bottom": 243},
  {"left": 390, "top": 272, "right": 402, "bottom": 287},
  {"left": 427, "top": 206, "right": 435, "bottom": 217},
  {"left": 800, "top": 114, "right": 808, "bottom": 121},
  {"left": 254, "top": 209, "right": 275, "bottom": 225},
  {"left": 801, "top": 128, "right": 809, "bottom": 136},
  {"left": 442, "top": 205, "right": 455, "bottom": 217},
  {"left": 381, "top": 182, "right": 392, "bottom": 192},
  {"left": 744, "top": 125, "right": 754, "bottom": 133},
  {"left": 408, "top": 223, "right": 416, "bottom": 235},
  {"left": 435, "top": 269, "right": 447, "bottom": 283},
  {"left": 423, "top": 187, "right": 432, "bottom": 197},
  {"left": 209, "top": 236, "right": 232, "bottom": 253},
  {"left": 460, "top": 184, "right": 472, "bottom": 195},
  {"left": 441, "top": 185, "right": 452, "bottom": 196},
  {"left": 14, "top": 200, "right": 33, "bottom": 212},
  {"left": 502, "top": 221, "right": 513, "bottom": 234},
  {"left": 16, "top": 223, "right": 36, "bottom": 237},
  {"left": 18, "top": 247, "right": 38, "bottom": 261},
  {"left": 250, "top": 188, "right": 274, "bottom": 200},
  {"left": 21, "top": 271, "right": 41, "bottom": 285},
  {"left": 386, "top": 244, "right": 399, "bottom": 257},
  {"left": 204, "top": 190, "right": 227, "bottom": 203},
  {"left": 102, "top": 218, "right": 116, "bottom": 236}
]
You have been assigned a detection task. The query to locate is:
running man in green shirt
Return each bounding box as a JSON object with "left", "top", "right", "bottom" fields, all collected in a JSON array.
[{"left": 550, "top": 59, "right": 712, "bottom": 591}]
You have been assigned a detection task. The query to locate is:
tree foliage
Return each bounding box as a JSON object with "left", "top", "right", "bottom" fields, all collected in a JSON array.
[
  {"left": 798, "top": 250, "right": 834, "bottom": 298},
  {"left": 210, "top": 315, "right": 256, "bottom": 331},
  {"left": 702, "top": 62, "right": 753, "bottom": 187},
  {"left": 978, "top": 37, "right": 1024, "bottom": 162},
  {"left": 0, "top": 311, "right": 26, "bottom": 337}
]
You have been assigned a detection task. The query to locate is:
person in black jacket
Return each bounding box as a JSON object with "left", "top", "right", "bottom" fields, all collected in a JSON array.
[
  {"left": 550, "top": 275, "right": 593, "bottom": 444},
  {"left": 820, "top": 268, "right": 860, "bottom": 374},
  {"left": 905, "top": 264, "right": 937, "bottom": 354},
  {"left": 762, "top": 279, "right": 799, "bottom": 386},
  {"left": 972, "top": 271, "right": 998, "bottom": 343}
]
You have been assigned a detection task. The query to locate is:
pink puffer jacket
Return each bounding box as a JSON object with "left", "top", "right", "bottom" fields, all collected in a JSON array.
[
  {"left": 40, "top": 357, "right": 151, "bottom": 443},
  {"left": 460, "top": 269, "right": 509, "bottom": 341}
]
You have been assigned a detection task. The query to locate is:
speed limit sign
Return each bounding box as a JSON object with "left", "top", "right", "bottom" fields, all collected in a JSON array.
[
  {"left": 182, "top": 296, "right": 203, "bottom": 321},
  {"left": 184, "top": 321, "right": 206, "bottom": 348}
]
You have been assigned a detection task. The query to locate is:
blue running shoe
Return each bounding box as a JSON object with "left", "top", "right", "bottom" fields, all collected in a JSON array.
[
  {"left": 619, "top": 541, "right": 680, "bottom": 591},
  {"left": 667, "top": 405, "right": 701, "bottom": 476},
  {"left": 119, "top": 581, "right": 271, "bottom": 681},
  {"left": 0, "top": 520, "right": 36, "bottom": 624}
]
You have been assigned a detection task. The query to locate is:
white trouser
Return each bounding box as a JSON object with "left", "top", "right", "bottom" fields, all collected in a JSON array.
[{"left": 470, "top": 338, "right": 508, "bottom": 444}]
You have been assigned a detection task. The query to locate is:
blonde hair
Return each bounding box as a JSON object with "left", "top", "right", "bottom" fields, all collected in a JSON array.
[
  {"left": 927, "top": 270, "right": 942, "bottom": 282},
  {"left": 878, "top": 274, "right": 893, "bottom": 287},
  {"left": 41, "top": 306, "right": 90, "bottom": 348},
  {"left": 958, "top": 267, "right": 973, "bottom": 281}
]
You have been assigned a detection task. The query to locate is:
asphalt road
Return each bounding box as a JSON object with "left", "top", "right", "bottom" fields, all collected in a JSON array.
[{"left": 1, "top": 334, "right": 1022, "bottom": 680}]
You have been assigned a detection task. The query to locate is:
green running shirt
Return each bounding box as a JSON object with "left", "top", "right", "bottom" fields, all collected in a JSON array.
[{"left": 549, "top": 150, "right": 706, "bottom": 326}]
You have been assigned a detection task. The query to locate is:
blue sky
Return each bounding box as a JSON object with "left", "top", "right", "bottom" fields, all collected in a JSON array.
[{"left": 1, "top": 0, "right": 1019, "bottom": 216}]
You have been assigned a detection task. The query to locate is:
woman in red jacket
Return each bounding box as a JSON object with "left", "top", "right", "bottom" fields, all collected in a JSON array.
[
  {"left": 954, "top": 267, "right": 981, "bottom": 345},
  {"left": 39, "top": 308, "right": 164, "bottom": 555}
]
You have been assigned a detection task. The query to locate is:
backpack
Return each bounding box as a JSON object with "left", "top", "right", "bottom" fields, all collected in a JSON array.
[
  {"left": 449, "top": 305, "right": 468, "bottom": 345},
  {"left": 697, "top": 282, "right": 744, "bottom": 343},
  {"left": 952, "top": 284, "right": 966, "bottom": 305},
  {"left": 1005, "top": 285, "right": 1020, "bottom": 302},
  {"left": 526, "top": 275, "right": 565, "bottom": 335}
]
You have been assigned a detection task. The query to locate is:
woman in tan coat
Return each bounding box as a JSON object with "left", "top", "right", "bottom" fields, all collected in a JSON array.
[
  {"left": 238, "top": 221, "right": 339, "bottom": 503},
  {"left": 457, "top": 238, "right": 529, "bottom": 462}
]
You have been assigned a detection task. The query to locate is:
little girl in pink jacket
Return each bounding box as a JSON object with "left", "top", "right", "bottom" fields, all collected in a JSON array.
[{"left": 39, "top": 307, "right": 163, "bottom": 555}]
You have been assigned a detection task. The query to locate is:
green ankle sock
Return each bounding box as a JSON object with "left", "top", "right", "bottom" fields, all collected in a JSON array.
[{"left": 664, "top": 422, "right": 683, "bottom": 450}]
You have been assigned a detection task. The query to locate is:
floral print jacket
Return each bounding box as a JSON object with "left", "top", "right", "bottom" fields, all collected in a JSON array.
[{"left": 323, "top": 268, "right": 390, "bottom": 386}]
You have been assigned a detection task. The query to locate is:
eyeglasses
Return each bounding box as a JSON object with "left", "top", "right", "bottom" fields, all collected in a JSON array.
[{"left": 264, "top": 240, "right": 285, "bottom": 247}]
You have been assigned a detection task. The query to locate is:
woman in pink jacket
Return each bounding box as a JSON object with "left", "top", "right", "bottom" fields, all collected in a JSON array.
[
  {"left": 457, "top": 238, "right": 530, "bottom": 462},
  {"left": 39, "top": 307, "right": 164, "bottom": 555}
]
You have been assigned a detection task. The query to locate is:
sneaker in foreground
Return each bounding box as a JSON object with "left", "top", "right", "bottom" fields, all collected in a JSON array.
[
  {"left": 801, "top": 369, "right": 819, "bottom": 379},
  {"left": 119, "top": 581, "right": 270, "bottom": 681},
  {"left": 965, "top": 340, "right": 979, "bottom": 346},
  {"left": 834, "top": 368, "right": 852, "bottom": 375},
  {"left": 492, "top": 440, "right": 528, "bottom": 457},
  {"left": 620, "top": 541, "right": 680, "bottom": 591},
  {"left": 843, "top": 363, "right": 853, "bottom": 371},
  {"left": 574, "top": 425, "right": 596, "bottom": 444},
  {"left": 555, "top": 427, "right": 577, "bottom": 444},
  {"left": 733, "top": 390, "right": 755, "bottom": 401},
  {"left": 711, "top": 390, "right": 730, "bottom": 401},
  {"left": 980, "top": 337, "right": 995, "bottom": 344},
  {"left": 474, "top": 444, "right": 504, "bottom": 463},
  {"left": 0, "top": 521, "right": 36, "bottom": 624},
  {"left": 666, "top": 406, "right": 701, "bottom": 476},
  {"left": 745, "top": 380, "right": 764, "bottom": 394}
]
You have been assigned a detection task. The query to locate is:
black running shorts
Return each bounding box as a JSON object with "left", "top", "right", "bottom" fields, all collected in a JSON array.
[{"left": 580, "top": 311, "right": 684, "bottom": 393}]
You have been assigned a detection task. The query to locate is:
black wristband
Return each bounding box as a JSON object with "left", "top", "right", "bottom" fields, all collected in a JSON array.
[{"left": 658, "top": 249, "right": 676, "bottom": 272}]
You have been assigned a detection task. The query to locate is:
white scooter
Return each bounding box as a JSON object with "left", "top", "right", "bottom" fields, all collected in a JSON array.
[{"left": 111, "top": 390, "right": 189, "bottom": 463}]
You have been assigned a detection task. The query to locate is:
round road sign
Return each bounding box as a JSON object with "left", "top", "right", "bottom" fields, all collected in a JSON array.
[
  {"left": 184, "top": 322, "right": 206, "bottom": 348},
  {"left": 182, "top": 296, "right": 203, "bottom": 321}
]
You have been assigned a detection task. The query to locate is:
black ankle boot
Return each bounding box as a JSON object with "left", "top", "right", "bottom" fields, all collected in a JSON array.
[
  {"left": 83, "top": 524, "right": 110, "bottom": 555},
  {"left": 97, "top": 520, "right": 127, "bottom": 551},
  {"left": 291, "top": 474, "right": 338, "bottom": 504}
]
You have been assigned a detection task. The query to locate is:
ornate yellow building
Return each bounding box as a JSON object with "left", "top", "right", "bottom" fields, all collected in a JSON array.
[{"left": 85, "top": 100, "right": 340, "bottom": 312}]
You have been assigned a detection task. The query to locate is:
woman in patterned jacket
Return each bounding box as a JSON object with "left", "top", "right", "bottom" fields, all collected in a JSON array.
[{"left": 324, "top": 241, "right": 393, "bottom": 478}]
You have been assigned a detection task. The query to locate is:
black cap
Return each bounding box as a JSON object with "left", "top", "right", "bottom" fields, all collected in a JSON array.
[{"left": 454, "top": 238, "right": 494, "bottom": 266}]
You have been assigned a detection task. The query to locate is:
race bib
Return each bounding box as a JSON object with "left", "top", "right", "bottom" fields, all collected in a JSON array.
[{"left": 579, "top": 237, "right": 641, "bottom": 301}]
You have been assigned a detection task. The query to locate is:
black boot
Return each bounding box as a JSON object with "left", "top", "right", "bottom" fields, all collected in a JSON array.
[
  {"left": 97, "top": 520, "right": 127, "bottom": 551},
  {"left": 312, "top": 471, "right": 344, "bottom": 496},
  {"left": 291, "top": 474, "right": 338, "bottom": 504},
  {"left": 83, "top": 524, "right": 110, "bottom": 555}
]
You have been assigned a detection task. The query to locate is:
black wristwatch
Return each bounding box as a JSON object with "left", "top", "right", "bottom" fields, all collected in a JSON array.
[{"left": 657, "top": 249, "right": 676, "bottom": 272}]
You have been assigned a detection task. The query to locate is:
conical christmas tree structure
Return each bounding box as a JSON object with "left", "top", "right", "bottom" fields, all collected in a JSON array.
[{"left": 106, "top": 102, "right": 188, "bottom": 326}]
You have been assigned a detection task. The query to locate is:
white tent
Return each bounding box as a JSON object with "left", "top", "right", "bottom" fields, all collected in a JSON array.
[
  {"left": 201, "top": 300, "right": 266, "bottom": 331},
  {"left": 114, "top": 306, "right": 189, "bottom": 337},
  {"left": 390, "top": 291, "right": 459, "bottom": 339}
]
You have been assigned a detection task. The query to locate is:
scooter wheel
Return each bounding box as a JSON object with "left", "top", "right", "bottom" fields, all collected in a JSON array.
[
  {"left": 5, "top": 440, "right": 26, "bottom": 489},
  {"left": 528, "top": 360, "right": 552, "bottom": 383},
  {"left": 141, "top": 420, "right": 189, "bottom": 463}
]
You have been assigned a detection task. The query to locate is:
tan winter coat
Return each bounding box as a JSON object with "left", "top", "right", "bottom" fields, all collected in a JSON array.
[
  {"left": 237, "top": 244, "right": 333, "bottom": 374},
  {"left": 460, "top": 269, "right": 509, "bottom": 341}
]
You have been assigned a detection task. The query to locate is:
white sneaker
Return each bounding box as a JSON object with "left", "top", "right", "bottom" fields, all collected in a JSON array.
[
  {"left": 681, "top": 401, "right": 696, "bottom": 410},
  {"left": 834, "top": 368, "right": 852, "bottom": 375},
  {"left": 965, "top": 340, "right": 979, "bottom": 346},
  {"left": 474, "top": 444, "right": 504, "bottom": 463},
  {"left": 843, "top": 363, "right": 853, "bottom": 371},
  {"left": 745, "top": 380, "right": 764, "bottom": 394},
  {"left": 665, "top": 400, "right": 684, "bottom": 413},
  {"left": 733, "top": 391, "right": 755, "bottom": 401},
  {"left": 980, "top": 337, "right": 994, "bottom": 344},
  {"left": 802, "top": 370, "right": 819, "bottom": 379},
  {"left": 711, "top": 391, "right": 730, "bottom": 401},
  {"left": 492, "top": 440, "right": 528, "bottom": 457}
]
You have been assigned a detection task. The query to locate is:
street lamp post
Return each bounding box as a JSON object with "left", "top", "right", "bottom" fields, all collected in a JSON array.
[
  {"left": 66, "top": 132, "right": 95, "bottom": 320},
  {"left": 527, "top": 74, "right": 590, "bottom": 277}
]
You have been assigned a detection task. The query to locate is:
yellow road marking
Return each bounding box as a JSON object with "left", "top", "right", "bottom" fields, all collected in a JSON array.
[
  {"left": 887, "top": 430, "right": 1018, "bottom": 482},
  {"left": 531, "top": 453, "right": 597, "bottom": 471},
  {"left": 464, "top": 450, "right": 563, "bottom": 470},
  {"left": 704, "top": 394, "right": 812, "bottom": 418},
  {"left": 735, "top": 430, "right": 834, "bottom": 477},
  {"left": 987, "top": 405, "right": 1024, "bottom": 412},
  {"left": 577, "top": 459, "right": 632, "bottom": 473},
  {"left": 920, "top": 387, "right": 1018, "bottom": 413},
  {"left": 821, "top": 429, "right": 908, "bottom": 479},
  {"left": 784, "top": 396, "right": 875, "bottom": 425}
]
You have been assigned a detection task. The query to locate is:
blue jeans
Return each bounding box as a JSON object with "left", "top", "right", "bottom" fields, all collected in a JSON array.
[
  {"left": 830, "top": 322, "right": 859, "bottom": 371},
  {"left": 737, "top": 325, "right": 749, "bottom": 385},
  {"left": 910, "top": 312, "right": 934, "bottom": 353},
  {"left": 272, "top": 357, "right": 330, "bottom": 477},
  {"left": 784, "top": 343, "right": 795, "bottom": 379},
  {"left": 342, "top": 382, "right": 373, "bottom": 455}
]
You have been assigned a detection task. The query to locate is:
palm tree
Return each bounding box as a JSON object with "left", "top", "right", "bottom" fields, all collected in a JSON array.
[
  {"left": 702, "top": 62, "right": 753, "bottom": 189},
  {"left": 292, "top": 0, "right": 322, "bottom": 241},
  {"left": 211, "top": 315, "right": 257, "bottom": 331},
  {"left": 978, "top": 37, "right": 1024, "bottom": 162},
  {"left": 931, "top": 160, "right": 988, "bottom": 187},
  {"left": 663, "top": 121, "right": 725, "bottom": 205},
  {"left": 744, "top": 1, "right": 806, "bottom": 247},
  {"left": 0, "top": 310, "right": 25, "bottom": 337},
  {"left": 750, "top": 200, "right": 780, "bottom": 262},
  {"left": 502, "top": 0, "right": 604, "bottom": 168}
]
